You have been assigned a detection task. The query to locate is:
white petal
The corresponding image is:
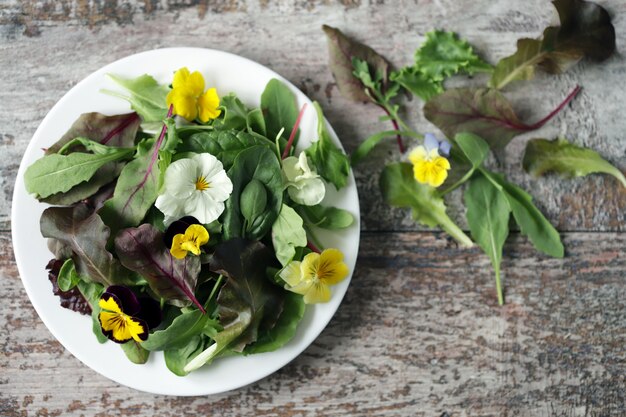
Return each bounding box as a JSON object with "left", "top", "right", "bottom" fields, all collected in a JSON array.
[
  {"left": 288, "top": 178, "right": 326, "bottom": 206},
  {"left": 193, "top": 153, "right": 224, "bottom": 179},
  {"left": 163, "top": 158, "right": 196, "bottom": 198},
  {"left": 185, "top": 192, "right": 225, "bottom": 224},
  {"left": 155, "top": 193, "right": 187, "bottom": 224},
  {"left": 204, "top": 170, "right": 233, "bottom": 202}
]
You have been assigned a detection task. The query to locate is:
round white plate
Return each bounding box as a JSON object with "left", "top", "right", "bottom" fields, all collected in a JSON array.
[{"left": 11, "top": 48, "right": 360, "bottom": 396}]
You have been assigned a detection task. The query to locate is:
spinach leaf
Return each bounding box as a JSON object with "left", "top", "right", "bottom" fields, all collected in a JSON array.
[
  {"left": 296, "top": 204, "right": 354, "bottom": 230},
  {"left": 322, "top": 25, "right": 391, "bottom": 102},
  {"left": 213, "top": 93, "right": 249, "bottom": 131},
  {"left": 99, "top": 138, "right": 161, "bottom": 238},
  {"left": 223, "top": 146, "right": 283, "bottom": 240},
  {"left": 45, "top": 112, "right": 140, "bottom": 155},
  {"left": 184, "top": 239, "right": 283, "bottom": 371},
  {"left": 164, "top": 335, "right": 205, "bottom": 376},
  {"left": 490, "top": 0, "right": 616, "bottom": 89},
  {"left": 424, "top": 87, "right": 579, "bottom": 149},
  {"left": 102, "top": 74, "right": 170, "bottom": 123},
  {"left": 465, "top": 175, "right": 511, "bottom": 305},
  {"left": 240, "top": 179, "right": 268, "bottom": 226},
  {"left": 481, "top": 170, "right": 564, "bottom": 258},
  {"left": 261, "top": 79, "right": 299, "bottom": 143},
  {"left": 114, "top": 224, "right": 204, "bottom": 310},
  {"left": 120, "top": 341, "right": 150, "bottom": 364},
  {"left": 178, "top": 130, "right": 272, "bottom": 170},
  {"left": 40, "top": 204, "right": 138, "bottom": 286},
  {"left": 141, "top": 308, "right": 219, "bottom": 351},
  {"left": 380, "top": 163, "right": 473, "bottom": 247},
  {"left": 305, "top": 102, "right": 350, "bottom": 190},
  {"left": 57, "top": 258, "right": 82, "bottom": 292},
  {"left": 523, "top": 138, "right": 626, "bottom": 187},
  {"left": 24, "top": 147, "right": 133, "bottom": 199},
  {"left": 271, "top": 204, "right": 308, "bottom": 267},
  {"left": 245, "top": 292, "right": 305, "bottom": 354},
  {"left": 246, "top": 108, "right": 267, "bottom": 137}
]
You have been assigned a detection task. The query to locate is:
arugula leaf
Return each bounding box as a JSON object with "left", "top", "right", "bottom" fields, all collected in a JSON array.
[
  {"left": 424, "top": 87, "right": 578, "bottom": 149},
  {"left": 523, "top": 138, "right": 626, "bottom": 188},
  {"left": 142, "top": 309, "right": 219, "bottom": 351},
  {"left": 380, "top": 163, "right": 473, "bottom": 247},
  {"left": 245, "top": 292, "right": 305, "bottom": 354},
  {"left": 114, "top": 224, "right": 204, "bottom": 310},
  {"left": 24, "top": 148, "right": 133, "bottom": 199},
  {"left": 481, "top": 170, "right": 564, "bottom": 258},
  {"left": 322, "top": 25, "right": 391, "bottom": 102},
  {"left": 271, "top": 204, "right": 308, "bottom": 267},
  {"left": 296, "top": 204, "right": 354, "bottom": 230},
  {"left": 465, "top": 175, "right": 511, "bottom": 305},
  {"left": 413, "top": 30, "right": 492, "bottom": 80},
  {"left": 120, "top": 341, "right": 150, "bottom": 364},
  {"left": 45, "top": 112, "right": 140, "bottom": 155},
  {"left": 102, "top": 74, "right": 170, "bottom": 123},
  {"left": 261, "top": 79, "right": 299, "bottom": 143},
  {"left": 99, "top": 138, "right": 161, "bottom": 238},
  {"left": 185, "top": 239, "right": 283, "bottom": 371},
  {"left": 490, "top": 0, "right": 615, "bottom": 89},
  {"left": 57, "top": 258, "right": 82, "bottom": 292},
  {"left": 306, "top": 102, "right": 351, "bottom": 190},
  {"left": 40, "top": 204, "right": 138, "bottom": 286},
  {"left": 223, "top": 146, "right": 284, "bottom": 241},
  {"left": 178, "top": 130, "right": 272, "bottom": 170}
]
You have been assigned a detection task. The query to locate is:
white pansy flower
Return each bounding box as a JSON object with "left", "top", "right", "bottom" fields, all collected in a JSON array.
[
  {"left": 282, "top": 152, "right": 325, "bottom": 206},
  {"left": 156, "top": 153, "right": 233, "bottom": 225}
]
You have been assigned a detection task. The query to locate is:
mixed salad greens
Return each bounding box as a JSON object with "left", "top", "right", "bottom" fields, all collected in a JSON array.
[
  {"left": 322, "top": 0, "right": 623, "bottom": 305},
  {"left": 24, "top": 68, "right": 354, "bottom": 375}
]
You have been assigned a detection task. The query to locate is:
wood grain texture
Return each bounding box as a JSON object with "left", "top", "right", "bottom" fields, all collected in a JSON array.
[
  {"left": 1, "top": 231, "right": 625, "bottom": 416},
  {"left": 0, "top": 0, "right": 625, "bottom": 415}
]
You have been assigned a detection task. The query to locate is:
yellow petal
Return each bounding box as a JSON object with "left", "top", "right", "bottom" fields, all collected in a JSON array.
[
  {"left": 99, "top": 295, "right": 123, "bottom": 314},
  {"left": 127, "top": 317, "right": 148, "bottom": 343},
  {"left": 185, "top": 70, "right": 205, "bottom": 96},
  {"left": 433, "top": 156, "right": 451, "bottom": 170},
  {"left": 180, "top": 240, "right": 201, "bottom": 256},
  {"left": 170, "top": 234, "right": 188, "bottom": 259},
  {"left": 185, "top": 224, "right": 209, "bottom": 246},
  {"left": 413, "top": 162, "right": 429, "bottom": 184},
  {"left": 300, "top": 252, "right": 321, "bottom": 280},
  {"left": 167, "top": 90, "right": 198, "bottom": 122},
  {"left": 197, "top": 88, "right": 222, "bottom": 122},
  {"left": 172, "top": 67, "right": 191, "bottom": 89},
  {"left": 408, "top": 146, "right": 427, "bottom": 164},
  {"left": 317, "top": 249, "right": 349, "bottom": 285},
  {"left": 303, "top": 281, "right": 331, "bottom": 304}
]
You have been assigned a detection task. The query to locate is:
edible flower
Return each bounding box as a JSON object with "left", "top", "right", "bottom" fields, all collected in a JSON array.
[
  {"left": 280, "top": 248, "right": 349, "bottom": 304},
  {"left": 170, "top": 224, "right": 209, "bottom": 259},
  {"left": 98, "top": 285, "right": 161, "bottom": 344},
  {"left": 282, "top": 152, "right": 326, "bottom": 206},
  {"left": 166, "top": 67, "right": 221, "bottom": 123},
  {"left": 408, "top": 133, "right": 451, "bottom": 187},
  {"left": 155, "top": 153, "right": 233, "bottom": 226}
]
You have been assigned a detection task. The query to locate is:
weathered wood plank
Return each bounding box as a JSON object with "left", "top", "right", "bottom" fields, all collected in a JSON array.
[
  {"left": 1, "top": 231, "right": 624, "bottom": 416},
  {"left": 0, "top": 0, "right": 625, "bottom": 232}
]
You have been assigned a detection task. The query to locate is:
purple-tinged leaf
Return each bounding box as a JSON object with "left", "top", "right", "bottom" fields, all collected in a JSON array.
[
  {"left": 40, "top": 204, "right": 138, "bottom": 286},
  {"left": 423, "top": 86, "right": 581, "bottom": 149},
  {"left": 46, "top": 112, "right": 140, "bottom": 155},
  {"left": 115, "top": 224, "right": 204, "bottom": 312},
  {"left": 46, "top": 258, "right": 92, "bottom": 315}
]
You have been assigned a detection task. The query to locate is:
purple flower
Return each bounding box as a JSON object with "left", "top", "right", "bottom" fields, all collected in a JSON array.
[{"left": 424, "top": 133, "right": 451, "bottom": 157}]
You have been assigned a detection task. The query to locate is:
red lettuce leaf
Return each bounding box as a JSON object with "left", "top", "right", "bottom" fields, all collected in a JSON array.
[
  {"left": 46, "top": 258, "right": 92, "bottom": 315},
  {"left": 115, "top": 224, "right": 204, "bottom": 312}
]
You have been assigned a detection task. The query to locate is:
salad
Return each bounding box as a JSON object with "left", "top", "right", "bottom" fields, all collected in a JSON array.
[{"left": 23, "top": 67, "right": 354, "bottom": 375}]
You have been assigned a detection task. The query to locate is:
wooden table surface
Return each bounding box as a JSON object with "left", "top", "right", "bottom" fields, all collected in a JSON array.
[{"left": 1, "top": 1, "right": 625, "bottom": 416}]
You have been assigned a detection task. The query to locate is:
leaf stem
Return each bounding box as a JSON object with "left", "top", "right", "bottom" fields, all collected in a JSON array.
[
  {"left": 495, "top": 264, "right": 504, "bottom": 306},
  {"left": 206, "top": 274, "right": 224, "bottom": 308},
  {"left": 439, "top": 168, "right": 476, "bottom": 196},
  {"left": 377, "top": 104, "right": 405, "bottom": 153},
  {"left": 307, "top": 240, "right": 322, "bottom": 254},
  {"left": 527, "top": 85, "right": 582, "bottom": 130},
  {"left": 282, "top": 103, "right": 308, "bottom": 159},
  {"left": 435, "top": 211, "right": 474, "bottom": 248}
]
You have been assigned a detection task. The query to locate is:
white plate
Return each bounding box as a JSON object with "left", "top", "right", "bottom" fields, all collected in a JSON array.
[{"left": 11, "top": 48, "right": 360, "bottom": 396}]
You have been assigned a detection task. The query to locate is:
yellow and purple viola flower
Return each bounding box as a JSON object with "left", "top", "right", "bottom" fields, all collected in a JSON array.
[
  {"left": 280, "top": 248, "right": 349, "bottom": 304},
  {"left": 166, "top": 67, "right": 221, "bottom": 123},
  {"left": 408, "top": 133, "right": 451, "bottom": 187},
  {"left": 98, "top": 286, "right": 161, "bottom": 344}
]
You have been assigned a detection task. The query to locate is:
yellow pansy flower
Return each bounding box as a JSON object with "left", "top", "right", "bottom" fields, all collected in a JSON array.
[
  {"left": 409, "top": 145, "right": 451, "bottom": 187},
  {"left": 166, "top": 67, "right": 222, "bottom": 123},
  {"left": 280, "top": 248, "right": 349, "bottom": 304},
  {"left": 98, "top": 287, "right": 150, "bottom": 343},
  {"left": 170, "top": 224, "right": 209, "bottom": 259}
]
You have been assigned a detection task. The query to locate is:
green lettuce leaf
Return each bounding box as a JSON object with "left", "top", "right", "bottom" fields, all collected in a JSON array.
[
  {"left": 271, "top": 204, "right": 307, "bottom": 267},
  {"left": 523, "top": 138, "right": 626, "bottom": 187},
  {"left": 102, "top": 74, "right": 170, "bottom": 123},
  {"left": 296, "top": 204, "right": 354, "bottom": 230},
  {"left": 261, "top": 79, "right": 299, "bottom": 143}
]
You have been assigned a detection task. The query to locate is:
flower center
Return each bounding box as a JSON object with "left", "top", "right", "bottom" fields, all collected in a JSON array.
[{"left": 195, "top": 176, "right": 210, "bottom": 191}]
